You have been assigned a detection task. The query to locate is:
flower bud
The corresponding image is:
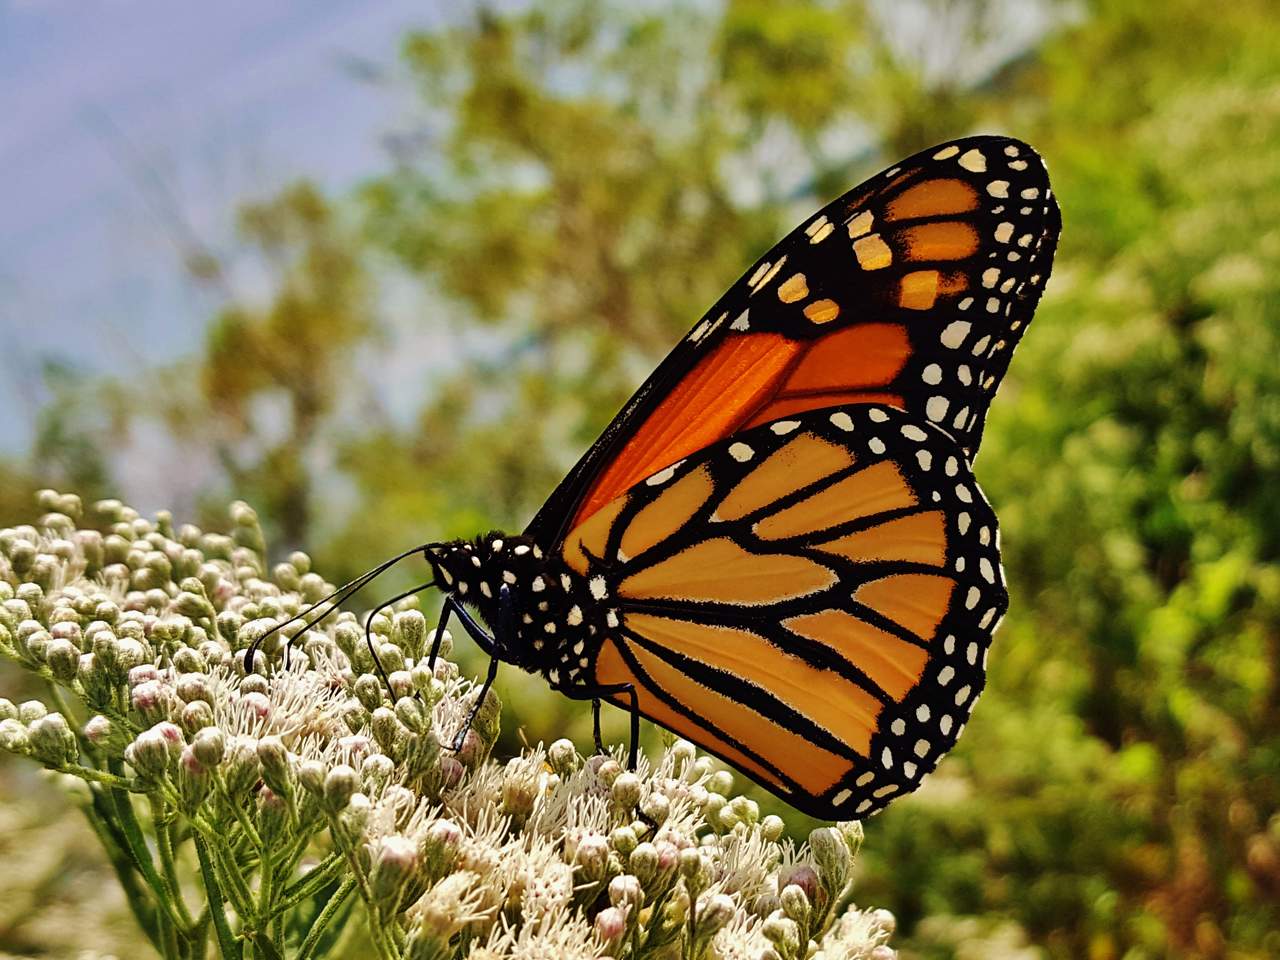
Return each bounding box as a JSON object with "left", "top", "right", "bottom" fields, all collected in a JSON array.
[
  {"left": 178, "top": 746, "right": 211, "bottom": 812},
  {"left": 870, "top": 947, "right": 896, "bottom": 960},
  {"left": 0, "top": 718, "right": 30, "bottom": 754},
  {"left": 641, "top": 792, "right": 671, "bottom": 826},
  {"left": 257, "top": 736, "right": 293, "bottom": 796},
  {"left": 0, "top": 699, "right": 15, "bottom": 721},
  {"left": 370, "top": 707, "right": 401, "bottom": 756},
  {"left": 695, "top": 893, "right": 735, "bottom": 941},
  {"left": 776, "top": 864, "right": 819, "bottom": 905},
  {"left": 393, "top": 609, "right": 428, "bottom": 661},
  {"left": 25, "top": 628, "right": 52, "bottom": 663},
  {"left": 869, "top": 909, "right": 896, "bottom": 935},
  {"left": 611, "top": 826, "right": 638, "bottom": 859},
  {"left": 836, "top": 820, "right": 864, "bottom": 858},
  {"left": 273, "top": 562, "right": 301, "bottom": 592},
  {"left": 45, "top": 638, "right": 80, "bottom": 682},
  {"left": 781, "top": 883, "right": 811, "bottom": 929},
  {"left": 609, "top": 874, "right": 644, "bottom": 910},
  {"left": 223, "top": 737, "right": 261, "bottom": 798},
  {"left": 761, "top": 815, "right": 786, "bottom": 843},
  {"left": 323, "top": 764, "right": 360, "bottom": 812},
  {"left": 421, "top": 818, "right": 462, "bottom": 881},
  {"left": 679, "top": 846, "right": 703, "bottom": 880},
  {"left": 240, "top": 674, "right": 269, "bottom": 696},
  {"left": 762, "top": 914, "right": 801, "bottom": 959},
  {"left": 295, "top": 760, "right": 325, "bottom": 798},
  {"left": 127, "top": 729, "right": 173, "bottom": 780},
  {"left": 594, "top": 906, "right": 629, "bottom": 946},
  {"left": 354, "top": 673, "right": 384, "bottom": 712},
  {"left": 388, "top": 670, "right": 415, "bottom": 703},
  {"left": 19, "top": 700, "right": 47, "bottom": 724},
  {"left": 611, "top": 772, "right": 642, "bottom": 810},
  {"left": 181, "top": 699, "right": 214, "bottom": 734},
  {"left": 628, "top": 841, "right": 659, "bottom": 885},
  {"left": 575, "top": 833, "right": 611, "bottom": 882},
  {"left": 597, "top": 758, "right": 623, "bottom": 787},
  {"left": 336, "top": 792, "right": 371, "bottom": 845},
  {"left": 369, "top": 834, "right": 420, "bottom": 912},
  {"left": 395, "top": 695, "right": 428, "bottom": 734},
  {"left": 377, "top": 641, "right": 406, "bottom": 674},
  {"left": 546, "top": 738, "right": 580, "bottom": 778},
  {"left": 171, "top": 646, "right": 207, "bottom": 674},
  {"left": 176, "top": 673, "right": 213, "bottom": 706},
  {"left": 191, "top": 726, "right": 225, "bottom": 767},
  {"left": 809, "top": 827, "right": 850, "bottom": 897},
  {"left": 28, "top": 713, "right": 77, "bottom": 767},
  {"left": 78, "top": 653, "right": 112, "bottom": 708}
]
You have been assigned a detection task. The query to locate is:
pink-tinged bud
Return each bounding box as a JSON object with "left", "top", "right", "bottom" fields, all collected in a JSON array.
[
  {"left": 776, "top": 864, "right": 819, "bottom": 904},
  {"left": 191, "top": 726, "right": 225, "bottom": 767},
  {"left": 596, "top": 759, "right": 623, "bottom": 787},
  {"left": 176, "top": 674, "right": 213, "bottom": 706},
  {"left": 223, "top": 737, "right": 261, "bottom": 798},
  {"left": 236, "top": 691, "right": 272, "bottom": 720},
  {"left": 575, "top": 833, "right": 611, "bottom": 882},
  {"left": 421, "top": 818, "right": 462, "bottom": 880},
  {"left": 641, "top": 792, "right": 671, "bottom": 826},
  {"left": 361, "top": 753, "right": 394, "bottom": 795},
  {"left": 453, "top": 728, "right": 484, "bottom": 771},
  {"left": 369, "top": 835, "right": 420, "bottom": 912},
  {"left": 84, "top": 714, "right": 115, "bottom": 744},
  {"left": 388, "top": 670, "right": 415, "bottom": 703},
  {"left": 50, "top": 621, "right": 82, "bottom": 647},
  {"left": 870, "top": 948, "right": 896, "bottom": 960},
  {"left": 126, "top": 729, "right": 173, "bottom": 780},
  {"left": 257, "top": 736, "right": 293, "bottom": 796},
  {"left": 628, "top": 842, "right": 658, "bottom": 885},
  {"left": 437, "top": 755, "right": 464, "bottom": 789},
  {"left": 810, "top": 827, "right": 851, "bottom": 897},
  {"left": 609, "top": 874, "right": 644, "bottom": 909},
  {"left": 611, "top": 772, "right": 642, "bottom": 810},
  {"left": 594, "top": 906, "right": 629, "bottom": 945},
  {"left": 128, "top": 664, "right": 160, "bottom": 689},
  {"left": 654, "top": 841, "right": 679, "bottom": 874},
  {"left": 257, "top": 785, "right": 290, "bottom": 842},
  {"left": 180, "top": 700, "right": 214, "bottom": 734},
  {"left": 178, "top": 746, "right": 211, "bottom": 811}
]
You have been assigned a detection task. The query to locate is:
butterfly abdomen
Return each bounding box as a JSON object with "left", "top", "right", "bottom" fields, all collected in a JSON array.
[{"left": 428, "top": 535, "right": 609, "bottom": 686}]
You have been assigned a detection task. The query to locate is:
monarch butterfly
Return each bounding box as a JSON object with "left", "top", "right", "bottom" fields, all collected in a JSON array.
[{"left": 269, "top": 135, "right": 1059, "bottom": 820}]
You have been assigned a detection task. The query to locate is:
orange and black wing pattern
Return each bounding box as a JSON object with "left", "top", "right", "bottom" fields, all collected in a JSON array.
[
  {"left": 526, "top": 135, "right": 1059, "bottom": 550},
  {"left": 559, "top": 403, "right": 1002, "bottom": 820}
]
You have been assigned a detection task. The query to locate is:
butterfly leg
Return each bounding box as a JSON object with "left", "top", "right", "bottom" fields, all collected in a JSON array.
[
  {"left": 593, "top": 699, "right": 605, "bottom": 755},
  {"left": 446, "top": 586, "right": 514, "bottom": 750},
  {"left": 558, "top": 682, "right": 640, "bottom": 770}
]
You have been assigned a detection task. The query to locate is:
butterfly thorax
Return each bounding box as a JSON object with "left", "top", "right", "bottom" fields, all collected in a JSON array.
[{"left": 426, "top": 534, "right": 608, "bottom": 687}]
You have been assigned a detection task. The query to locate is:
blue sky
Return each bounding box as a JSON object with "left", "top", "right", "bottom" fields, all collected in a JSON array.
[{"left": 0, "top": 0, "right": 447, "bottom": 453}]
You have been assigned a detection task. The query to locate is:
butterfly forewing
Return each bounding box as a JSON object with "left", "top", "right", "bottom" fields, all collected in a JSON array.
[
  {"left": 528, "top": 136, "right": 1060, "bottom": 548},
  {"left": 562, "top": 403, "right": 1005, "bottom": 820}
]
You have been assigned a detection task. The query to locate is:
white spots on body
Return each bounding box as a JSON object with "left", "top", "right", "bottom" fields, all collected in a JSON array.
[
  {"left": 471, "top": 554, "right": 482, "bottom": 567},
  {"left": 480, "top": 581, "right": 492, "bottom": 598},
  {"left": 532, "top": 576, "right": 546, "bottom": 593},
  {"left": 457, "top": 582, "right": 468, "bottom": 595},
  {"left": 492, "top": 539, "right": 504, "bottom": 552},
  {"left": 544, "top": 622, "right": 556, "bottom": 634},
  {"left": 729, "top": 442, "right": 754, "bottom": 462},
  {"left": 514, "top": 545, "right": 530, "bottom": 556},
  {"left": 504, "top": 570, "right": 517, "bottom": 584},
  {"left": 568, "top": 606, "right": 584, "bottom": 627},
  {"left": 561, "top": 574, "right": 572, "bottom": 591}
]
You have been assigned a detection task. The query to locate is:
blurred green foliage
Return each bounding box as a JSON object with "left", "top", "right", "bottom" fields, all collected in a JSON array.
[{"left": 6, "top": 0, "right": 1280, "bottom": 957}]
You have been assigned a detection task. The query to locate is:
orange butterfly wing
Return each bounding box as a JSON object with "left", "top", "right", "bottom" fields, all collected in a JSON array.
[
  {"left": 558, "top": 403, "right": 1002, "bottom": 819},
  {"left": 526, "top": 136, "right": 1059, "bottom": 547}
]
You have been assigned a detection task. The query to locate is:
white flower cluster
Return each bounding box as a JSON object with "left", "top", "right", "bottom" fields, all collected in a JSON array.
[{"left": 0, "top": 490, "right": 897, "bottom": 960}]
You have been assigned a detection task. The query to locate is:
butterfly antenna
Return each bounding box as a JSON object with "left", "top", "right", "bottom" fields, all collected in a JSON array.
[
  {"left": 246, "top": 543, "right": 444, "bottom": 674},
  {"left": 361, "top": 580, "right": 437, "bottom": 693}
]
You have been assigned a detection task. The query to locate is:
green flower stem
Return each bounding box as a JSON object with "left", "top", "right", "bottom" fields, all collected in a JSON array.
[
  {"left": 157, "top": 907, "right": 182, "bottom": 960},
  {"left": 83, "top": 785, "right": 162, "bottom": 953},
  {"left": 107, "top": 758, "right": 190, "bottom": 932},
  {"left": 274, "top": 852, "right": 347, "bottom": 916},
  {"left": 194, "top": 831, "right": 243, "bottom": 960},
  {"left": 296, "top": 874, "right": 356, "bottom": 960},
  {"left": 198, "top": 818, "right": 258, "bottom": 924},
  {"left": 154, "top": 801, "right": 197, "bottom": 929},
  {"left": 60, "top": 763, "right": 140, "bottom": 790},
  {"left": 338, "top": 845, "right": 397, "bottom": 960},
  {"left": 43, "top": 677, "right": 94, "bottom": 756}
]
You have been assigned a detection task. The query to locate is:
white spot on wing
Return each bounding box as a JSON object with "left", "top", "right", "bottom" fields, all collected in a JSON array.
[
  {"left": 731, "top": 309, "right": 750, "bottom": 331},
  {"left": 770, "top": 420, "right": 801, "bottom": 435},
  {"left": 646, "top": 461, "right": 685, "bottom": 485},
  {"left": 901, "top": 424, "right": 927, "bottom": 441},
  {"left": 829, "top": 411, "right": 855, "bottom": 431},
  {"left": 926, "top": 396, "right": 949, "bottom": 422},
  {"left": 958, "top": 149, "right": 987, "bottom": 172},
  {"left": 922, "top": 363, "right": 942, "bottom": 385},
  {"left": 933, "top": 145, "right": 960, "bottom": 160},
  {"left": 941, "top": 321, "right": 971, "bottom": 349},
  {"left": 729, "top": 442, "right": 754, "bottom": 462}
]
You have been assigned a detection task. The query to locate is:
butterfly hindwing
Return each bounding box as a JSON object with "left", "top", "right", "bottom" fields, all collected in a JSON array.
[
  {"left": 528, "top": 135, "right": 1059, "bottom": 548},
  {"left": 560, "top": 403, "right": 1005, "bottom": 820}
]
